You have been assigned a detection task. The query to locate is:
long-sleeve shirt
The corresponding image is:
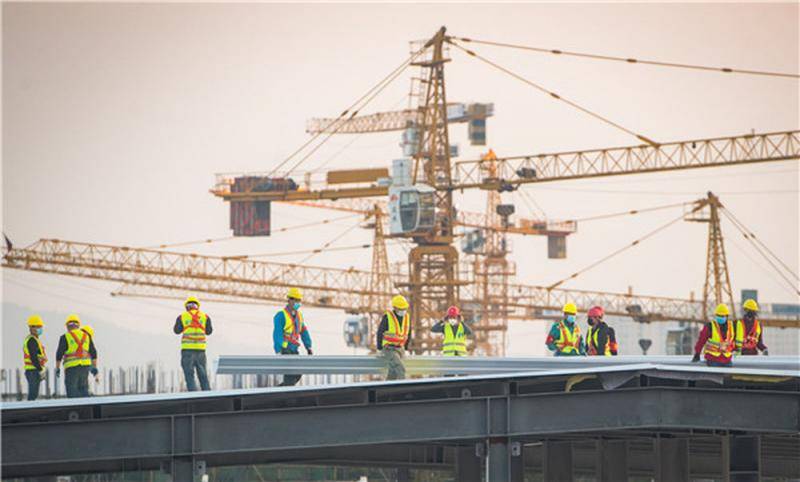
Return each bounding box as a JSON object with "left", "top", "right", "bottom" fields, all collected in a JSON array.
[
  {"left": 173, "top": 315, "right": 214, "bottom": 335},
  {"left": 545, "top": 321, "right": 586, "bottom": 356},
  {"left": 587, "top": 322, "right": 618, "bottom": 356},
  {"left": 431, "top": 320, "right": 473, "bottom": 336},
  {"left": 273, "top": 308, "right": 312, "bottom": 354},
  {"left": 694, "top": 322, "right": 734, "bottom": 364},
  {"left": 26, "top": 337, "right": 43, "bottom": 370},
  {"left": 55, "top": 333, "right": 97, "bottom": 363},
  {"left": 376, "top": 311, "right": 412, "bottom": 351},
  {"left": 737, "top": 318, "right": 767, "bottom": 355}
]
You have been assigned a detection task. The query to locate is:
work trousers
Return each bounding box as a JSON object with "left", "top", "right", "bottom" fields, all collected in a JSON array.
[
  {"left": 25, "top": 370, "right": 41, "bottom": 401},
  {"left": 279, "top": 348, "right": 302, "bottom": 386},
  {"left": 65, "top": 365, "right": 90, "bottom": 398},
  {"left": 181, "top": 350, "right": 210, "bottom": 391},
  {"left": 706, "top": 359, "right": 732, "bottom": 368},
  {"left": 381, "top": 346, "right": 406, "bottom": 380}
]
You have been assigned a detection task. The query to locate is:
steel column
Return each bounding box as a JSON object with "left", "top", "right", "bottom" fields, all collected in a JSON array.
[
  {"left": 729, "top": 435, "right": 760, "bottom": 482},
  {"left": 544, "top": 441, "right": 573, "bottom": 482},
  {"left": 456, "top": 445, "right": 482, "bottom": 482},
  {"left": 487, "top": 438, "right": 510, "bottom": 481},
  {"left": 657, "top": 437, "right": 689, "bottom": 482},
  {"left": 597, "top": 440, "right": 627, "bottom": 482}
]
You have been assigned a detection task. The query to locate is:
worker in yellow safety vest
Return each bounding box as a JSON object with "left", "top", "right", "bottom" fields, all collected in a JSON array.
[
  {"left": 545, "top": 302, "right": 586, "bottom": 356},
  {"left": 23, "top": 315, "right": 47, "bottom": 400},
  {"left": 585, "top": 306, "right": 619, "bottom": 356},
  {"left": 174, "top": 296, "right": 213, "bottom": 391},
  {"left": 692, "top": 303, "right": 739, "bottom": 367},
  {"left": 80, "top": 325, "right": 101, "bottom": 386},
  {"left": 272, "top": 287, "right": 313, "bottom": 386},
  {"left": 55, "top": 314, "right": 98, "bottom": 398},
  {"left": 377, "top": 295, "right": 412, "bottom": 379},
  {"left": 736, "top": 299, "right": 768, "bottom": 356},
  {"left": 432, "top": 305, "right": 472, "bottom": 356}
]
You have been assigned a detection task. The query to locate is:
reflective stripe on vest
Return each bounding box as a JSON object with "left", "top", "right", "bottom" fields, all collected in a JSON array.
[
  {"left": 556, "top": 321, "right": 581, "bottom": 354},
  {"left": 23, "top": 335, "right": 47, "bottom": 371},
  {"left": 382, "top": 310, "right": 410, "bottom": 348},
  {"left": 704, "top": 321, "right": 735, "bottom": 360},
  {"left": 281, "top": 309, "right": 304, "bottom": 348},
  {"left": 442, "top": 323, "right": 467, "bottom": 356},
  {"left": 63, "top": 330, "right": 91, "bottom": 368},
  {"left": 737, "top": 319, "right": 761, "bottom": 351},
  {"left": 181, "top": 310, "right": 208, "bottom": 350}
]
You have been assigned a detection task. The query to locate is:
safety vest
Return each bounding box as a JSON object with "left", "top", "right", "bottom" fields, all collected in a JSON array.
[
  {"left": 442, "top": 323, "right": 467, "bottom": 356},
  {"left": 180, "top": 310, "right": 208, "bottom": 351},
  {"left": 587, "top": 324, "right": 618, "bottom": 356},
  {"left": 382, "top": 310, "right": 410, "bottom": 348},
  {"left": 736, "top": 319, "right": 760, "bottom": 351},
  {"left": 555, "top": 321, "right": 581, "bottom": 354},
  {"left": 281, "top": 309, "right": 304, "bottom": 349},
  {"left": 63, "top": 329, "right": 92, "bottom": 369},
  {"left": 23, "top": 335, "right": 47, "bottom": 371},
  {"left": 704, "top": 321, "right": 736, "bottom": 361}
]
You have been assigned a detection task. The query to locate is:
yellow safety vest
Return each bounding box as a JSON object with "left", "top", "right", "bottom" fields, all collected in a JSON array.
[
  {"left": 382, "top": 310, "right": 410, "bottom": 348},
  {"left": 442, "top": 323, "right": 467, "bottom": 356},
  {"left": 281, "top": 309, "right": 304, "bottom": 349},
  {"left": 736, "top": 319, "right": 760, "bottom": 351},
  {"left": 555, "top": 321, "right": 581, "bottom": 354},
  {"left": 704, "top": 321, "right": 736, "bottom": 361},
  {"left": 63, "top": 329, "right": 92, "bottom": 369},
  {"left": 180, "top": 310, "right": 208, "bottom": 351},
  {"left": 23, "top": 335, "right": 47, "bottom": 371},
  {"left": 587, "top": 325, "right": 613, "bottom": 356}
]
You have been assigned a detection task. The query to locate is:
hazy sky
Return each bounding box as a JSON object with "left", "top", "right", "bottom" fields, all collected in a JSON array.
[{"left": 2, "top": 3, "right": 798, "bottom": 369}]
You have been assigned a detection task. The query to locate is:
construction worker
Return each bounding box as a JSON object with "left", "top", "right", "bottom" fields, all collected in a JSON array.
[
  {"left": 272, "top": 287, "right": 313, "bottom": 386},
  {"left": 80, "top": 325, "right": 101, "bottom": 386},
  {"left": 736, "top": 299, "right": 768, "bottom": 355},
  {"left": 585, "top": 306, "right": 619, "bottom": 356},
  {"left": 174, "top": 296, "right": 213, "bottom": 391},
  {"left": 377, "top": 295, "right": 411, "bottom": 380},
  {"left": 431, "top": 305, "right": 472, "bottom": 356},
  {"left": 23, "top": 315, "right": 47, "bottom": 401},
  {"left": 545, "top": 302, "right": 586, "bottom": 356},
  {"left": 692, "top": 303, "right": 737, "bottom": 367},
  {"left": 55, "top": 314, "right": 98, "bottom": 398}
]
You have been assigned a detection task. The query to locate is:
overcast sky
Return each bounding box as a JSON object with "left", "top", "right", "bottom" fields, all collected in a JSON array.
[{"left": 2, "top": 3, "right": 798, "bottom": 370}]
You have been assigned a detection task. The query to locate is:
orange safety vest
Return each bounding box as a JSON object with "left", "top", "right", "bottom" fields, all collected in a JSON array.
[
  {"left": 180, "top": 310, "right": 208, "bottom": 350},
  {"left": 382, "top": 310, "right": 410, "bottom": 348},
  {"left": 23, "top": 335, "right": 47, "bottom": 371},
  {"left": 281, "top": 309, "right": 304, "bottom": 348},
  {"left": 63, "top": 329, "right": 92, "bottom": 368},
  {"left": 704, "top": 321, "right": 736, "bottom": 361},
  {"left": 555, "top": 321, "right": 581, "bottom": 354},
  {"left": 737, "top": 319, "right": 761, "bottom": 351}
]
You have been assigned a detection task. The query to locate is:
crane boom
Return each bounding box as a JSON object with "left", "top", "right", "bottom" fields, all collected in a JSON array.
[{"left": 306, "top": 103, "right": 493, "bottom": 134}]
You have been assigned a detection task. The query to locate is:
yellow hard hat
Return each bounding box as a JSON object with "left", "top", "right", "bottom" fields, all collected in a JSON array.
[
  {"left": 287, "top": 287, "right": 303, "bottom": 300},
  {"left": 743, "top": 299, "right": 759, "bottom": 312},
  {"left": 714, "top": 303, "right": 730, "bottom": 316},
  {"left": 81, "top": 325, "right": 95, "bottom": 339},
  {"left": 391, "top": 295, "right": 409, "bottom": 310},
  {"left": 185, "top": 296, "right": 200, "bottom": 307},
  {"left": 27, "top": 315, "right": 44, "bottom": 327},
  {"left": 563, "top": 302, "right": 578, "bottom": 315},
  {"left": 65, "top": 314, "right": 81, "bottom": 326}
]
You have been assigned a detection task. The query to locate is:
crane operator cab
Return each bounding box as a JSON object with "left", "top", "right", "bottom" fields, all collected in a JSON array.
[{"left": 388, "top": 184, "right": 436, "bottom": 235}]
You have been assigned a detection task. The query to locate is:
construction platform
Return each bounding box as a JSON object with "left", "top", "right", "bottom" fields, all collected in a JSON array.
[{"left": 3, "top": 362, "right": 799, "bottom": 481}]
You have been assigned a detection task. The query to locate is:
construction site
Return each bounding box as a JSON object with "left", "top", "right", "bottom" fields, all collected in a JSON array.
[{"left": 2, "top": 3, "right": 799, "bottom": 482}]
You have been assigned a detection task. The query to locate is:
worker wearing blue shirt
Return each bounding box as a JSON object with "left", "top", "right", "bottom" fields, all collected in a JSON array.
[{"left": 272, "top": 287, "right": 313, "bottom": 386}]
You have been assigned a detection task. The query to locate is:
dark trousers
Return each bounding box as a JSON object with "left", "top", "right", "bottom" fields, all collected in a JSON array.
[
  {"left": 25, "top": 370, "right": 41, "bottom": 401},
  {"left": 706, "top": 360, "right": 732, "bottom": 368},
  {"left": 279, "top": 348, "right": 301, "bottom": 386},
  {"left": 65, "top": 365, "right": 90, "bottom": 398},
  {"left": 181, "top": 350, "right": 210, "bottom": 391}
]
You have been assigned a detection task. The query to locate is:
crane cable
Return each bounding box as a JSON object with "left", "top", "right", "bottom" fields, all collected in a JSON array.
[
  {"left": 228, "top": 243, "right": 372, "bottom": 260},
  {"left": 571, "top": 201, "right": 689, "bottom": 223},
  {"left": 447, "top": 39, "right": 659, "bottom": 147},
  {"left": 450, "top": 37, "right": 800, "bottom": 80}
]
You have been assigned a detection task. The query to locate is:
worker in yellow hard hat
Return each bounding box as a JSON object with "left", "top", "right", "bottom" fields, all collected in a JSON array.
[
  {"left": 174, "top": 296, "right": 213, "bottom": 391},
  {"left": 23, "top": 315, "right": 47, "bottom": 400},
  {"left": 55, "top": 314, "right": 98, "bottom": 398},
  {"left": 736, "top": 299, "right": 768, "bottom": 356},
  {"left": 545, "top": 302, "right": 586, "bottom": 356},
  {"left": 692, "top": 303, "right": 737, "bottom": 367},
  {"left": 377, "top": 295, "right": 412, "bottom": 380},
  {"left": 273, "top": 287, "right": 313, "bottom": 386}
]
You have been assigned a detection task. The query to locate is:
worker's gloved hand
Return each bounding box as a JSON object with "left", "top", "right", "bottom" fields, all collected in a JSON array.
[
  {"left": 39, "top": 369, "right": 47, "bottom": 379},
  {"left": 306, "top": 348, "right": 313, "bottom": 355},
  {"left": 90, "top": 367, "right": 99, "bottom": 376},
  {"left": 55, "top": 368, "right": 61, "bottom": 377},
  {"left": 691, "top": 353, "right": 701, "bottom": 363},
  {"left": 762, "top": 349, "right": 769, "bottom": 356}
]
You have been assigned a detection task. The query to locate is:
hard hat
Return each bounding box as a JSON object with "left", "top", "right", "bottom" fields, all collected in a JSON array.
[
  {"left": 714, "top": 303, "right": 730, "bottom": 316},
  {"left": 446, "top": 306, "right": 461, "bottom": 318},
  {"left": 81, "top": 325, "right": 95, "bottom": 339},
  {"left": 391, "top": 295, "right": 409, "bottom": 310},
  {"left": 287, "top": 287, "right": 303, "bottom": 300},
  {"left": 743, "top": 299, "right": 759, "bottom": 312},
  {"left": 26, "top": 315, "right": 44, "bottom": 327},
  {"left": 563, "top": 302, "right": 578, "bottom": 315},
  {"left": 185, "top": 296, "right": 200, "bottom": 307},
  {"left": 587, "top": 306, "right": 604, "bottom": 318},
  {"left": 65, "top": 314, "right": 81, "bottom": 326}
]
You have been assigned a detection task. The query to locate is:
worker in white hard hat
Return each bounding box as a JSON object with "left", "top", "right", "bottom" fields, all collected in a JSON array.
[
  {"left": 376, "top": 295, "right": 412, "bottom": 380},
  {"left": 174, "top": 296, "right": 213, "bottom": 391},
  {"left": 273, "top": 287, "right": 313, "bottom": 386}
]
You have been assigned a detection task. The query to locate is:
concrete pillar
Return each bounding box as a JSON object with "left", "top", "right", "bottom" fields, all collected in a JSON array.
[
  {"left": 597, "top": 440, "right": 628, "bottom": 482},
  {"left": 729, "top": 435, "right": 760, "bottom": 482},
  {"left": 487, "top": 438, "right": 510, "bottom": 481},
  {"left": 656, "top": 438, "right": 689, "bottom": 482},
  {"left": 544, "top": 441, "right": 573, "bottom": 482},
  {"left": 456, "top": 445, "right": 482, "bottom": 482}
]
